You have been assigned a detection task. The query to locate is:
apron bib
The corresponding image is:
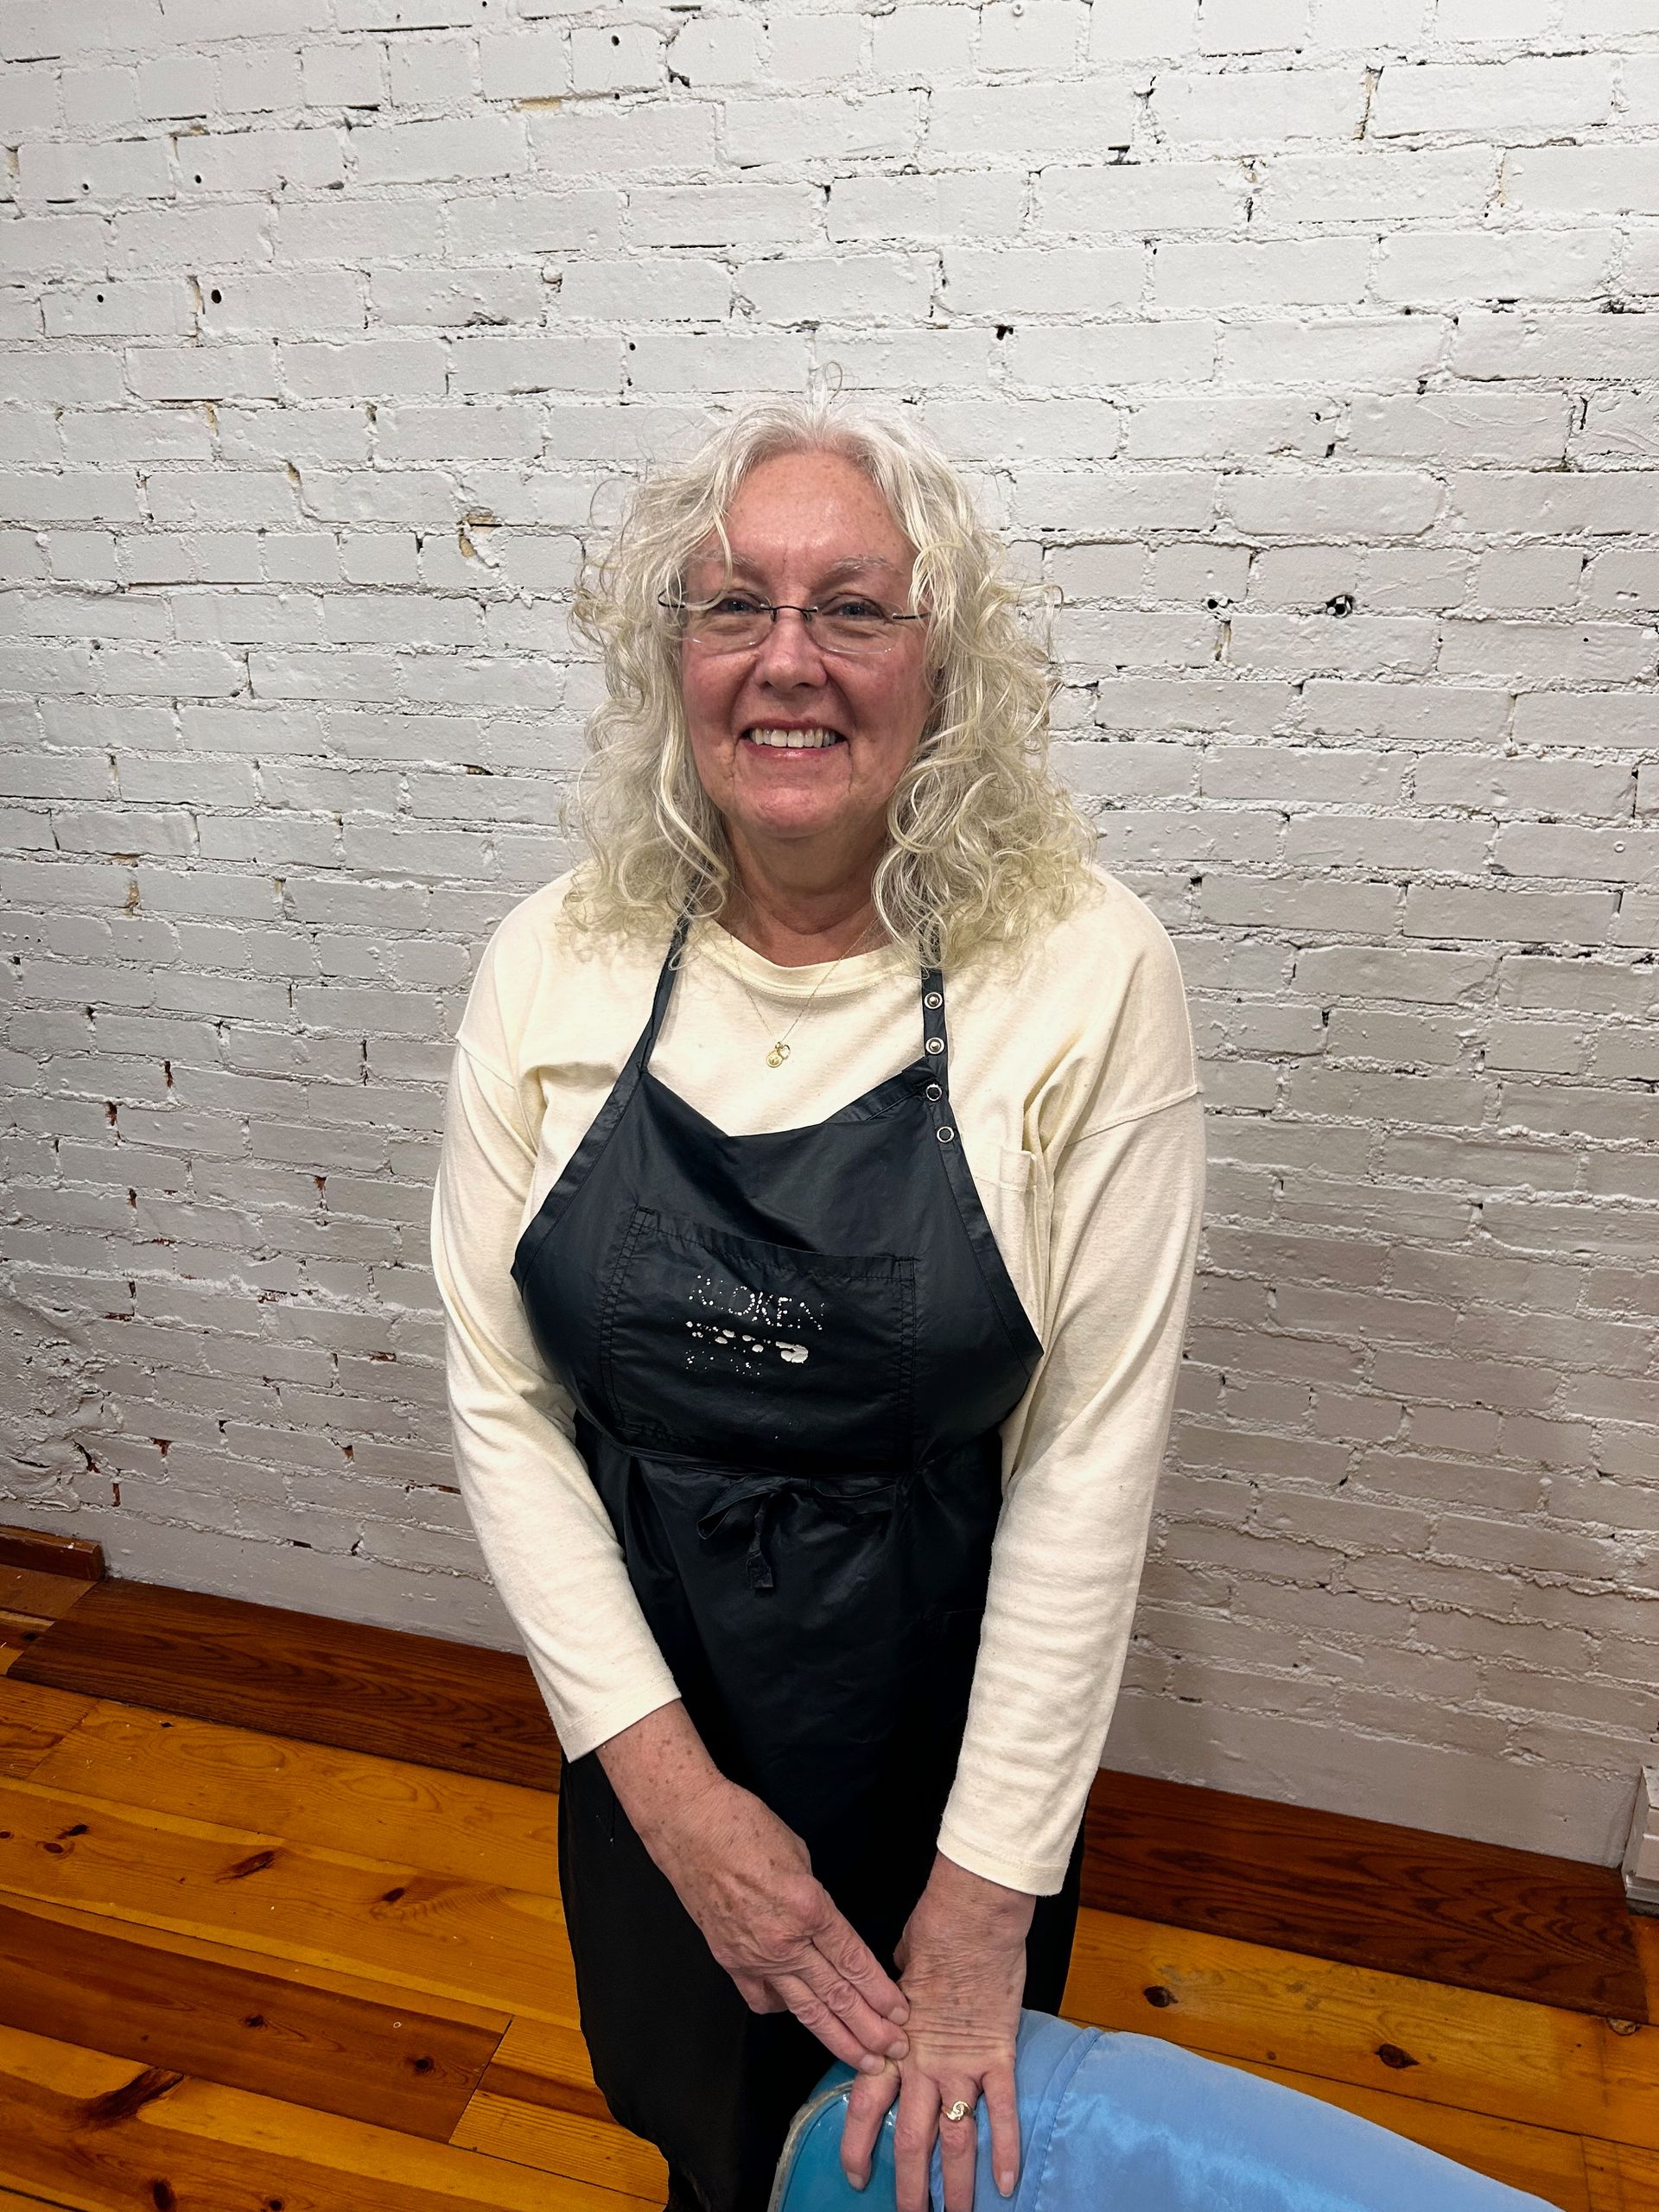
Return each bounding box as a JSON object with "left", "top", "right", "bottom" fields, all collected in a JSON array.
[{"left": 512, "top": 918, "right": 1085, "bottom": 2212}]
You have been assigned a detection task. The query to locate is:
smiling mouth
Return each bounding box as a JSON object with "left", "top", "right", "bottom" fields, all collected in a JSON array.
[{"left": 742, "top": 727, "right": 846, "bottom": 750}]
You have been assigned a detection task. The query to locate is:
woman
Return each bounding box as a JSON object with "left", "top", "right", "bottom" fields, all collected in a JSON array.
[{"left": 431, "top": 401, "right": 1206, "bottom": 2212}]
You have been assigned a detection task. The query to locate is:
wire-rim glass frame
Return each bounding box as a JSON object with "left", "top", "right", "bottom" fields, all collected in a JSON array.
[{"left": 657, "top": 590, "right": 926, "bottom": 660}]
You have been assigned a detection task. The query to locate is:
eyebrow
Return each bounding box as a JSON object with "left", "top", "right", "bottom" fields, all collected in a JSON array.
[{"left": 690, "top": 550, "right": 907, "bottom": 585}]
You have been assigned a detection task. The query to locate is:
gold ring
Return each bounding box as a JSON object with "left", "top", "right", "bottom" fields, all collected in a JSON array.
[{"left": 942, "top": 2099, "right": 973, "bottom": 2123}]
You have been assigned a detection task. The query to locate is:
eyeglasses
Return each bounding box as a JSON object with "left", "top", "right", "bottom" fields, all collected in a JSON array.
[{"left": 658, "top": 591, "right": 925, "bottom": 660}]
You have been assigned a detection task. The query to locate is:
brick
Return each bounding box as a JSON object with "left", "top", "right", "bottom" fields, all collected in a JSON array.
[
  {"left": 1353, "top": 393, "right": 1574, "bottom": 467},
  {"left": 1151, "top": 66, "right": 1368, "bottom": 145},
  {"left": 1005, "top": 320, "right": 1217, "bottom": 388},
  {"left": 1258, "top": 147, "right": 1500, "bottom": 226},
  {"left": 669, "top": 15, "right": 765, "bottom": 87},
  {"left": 1369, "top": 56, "right": 1618, "bottom": 138},
  {"left": 766, "top": 12, "right": 864, "bottom": 81},
  {"left": 930, "top": 76, "right": 1139, "bottom": 160},
  {"left": 352, "top": 114, "right": 529, "bottom": 187},
  {"left": 478, "top": 30, "right": 569, "bottom": 100},
  {"left": 828, "top": 168, "right": 1024, "bottom": 244},
  {"left": 1218, "top": 314, "right": 1444, "bottom": 384},
  {"left": 1220, "top": 471, "right": 1440, "bottom": 537},
  {"left": 727, "top": 92, "right": 917, "bottom": 166},
  {"left": 1376, "top": 226, "right": 1620, "bottom": 307},
  {"left": 178, "top": 126, "right": 346, "bottom": 194},
  {"left": 1452, "top": 308, "right": 1659, "bottom": 385},
  {"left": 740, "top": 252, "right": 932, "bottom": 325},
  {"left": 630, "top": 181, "right": 818, "bottom": 249},
  {"left": 1039, "top": 157, "right": 1249, "bottom": 237},
  {"left": 944, "top": 245, "right": 1142, "bottom": 317},
  {"left": 1154, "top": 236, "right": 1371, "bottom": 308}
]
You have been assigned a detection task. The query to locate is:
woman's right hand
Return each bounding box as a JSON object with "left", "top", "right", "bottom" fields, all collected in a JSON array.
[{"left": 598, "top": 1703, "right": 910, "bottom": 2075}]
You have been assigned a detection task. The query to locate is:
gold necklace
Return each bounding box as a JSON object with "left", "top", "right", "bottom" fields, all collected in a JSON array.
[{"left": 728, "top": 917, "right": 882, "bottom": 1068}]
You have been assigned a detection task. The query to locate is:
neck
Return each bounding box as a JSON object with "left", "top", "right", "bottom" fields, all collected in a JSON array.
[{"left": 719, "top": 835, "right": 886, "bottom": 968}]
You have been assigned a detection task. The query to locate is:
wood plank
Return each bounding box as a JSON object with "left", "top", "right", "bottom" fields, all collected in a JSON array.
[
  {"left": 0, "top": 1528, "right": 103, "bottom": 1581},
  {"left": 1059, "top": 1907, "right": 1659, "bottom": 2153},
  {"left": 1218, "top": 2048, "right": 1592, "bottom": 2211},
  {"left": 27, "top": 1700, "right": 563, "bottom": 1897},
  {"left": 0, "top": 1773, "right": 581, "bottom": 2023},
  {"left": 0, "top": 1570, "right": 94, "bottom": 1622},
  {"left": 0, "top": 2018, "right": 656, "bottom": 2212},
  {"left": 0, "top": 2188, "right": 84, "bottom": 2211},
  {"left": 1085, "top": 1770, "right": 1648, "bottom": 2023},
  {"left": 1584, "top": 2135, "right": 1659, "bottom": 2212},
  {"left": 5, "top": 1888, "right": 512, "bottom": 2026},
  {"left": 0, "top": 1892, "right": 505, "bottom": 2140},
  {"left": 11, "top": 1578, "right": 561, "bottom": 1791},
  {"left": 0, "top": 1681, "right": 99, "bottom": 1783},
  {"left": 453, "top": 2088, "right": 666, "bottom": 2202},
  {"left": 468, "top": 2017, "right": 613, "bottom": 2127}
]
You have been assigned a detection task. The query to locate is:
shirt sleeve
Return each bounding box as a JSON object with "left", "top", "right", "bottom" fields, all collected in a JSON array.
[
  {"left": 430, "top": 1035, "right": 683, "bottom": 1759},
  {"left": 934, "top": 1086, "right": 1206, "bottom": 1897}
]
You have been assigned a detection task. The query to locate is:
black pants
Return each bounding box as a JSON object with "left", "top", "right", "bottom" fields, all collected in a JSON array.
[{"left": 559, "top": 1751, "right": 1087, "bottom": 2212}]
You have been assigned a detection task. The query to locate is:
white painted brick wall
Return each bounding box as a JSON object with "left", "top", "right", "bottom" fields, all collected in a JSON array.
[{"left": 1, "top": 0, "right": 1655, "bottom": 1870}]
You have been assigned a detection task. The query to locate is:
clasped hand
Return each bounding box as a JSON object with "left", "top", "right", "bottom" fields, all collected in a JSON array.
[{"left": 643, "top": 1771, "right": 914, "bottom": 2075}]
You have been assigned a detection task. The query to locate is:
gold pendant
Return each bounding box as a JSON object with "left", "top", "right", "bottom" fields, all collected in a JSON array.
[{"left": 766, "top": 1041, "right": 790, "bottom": 1068}]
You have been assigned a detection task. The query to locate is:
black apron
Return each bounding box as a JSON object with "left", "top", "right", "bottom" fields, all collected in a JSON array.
[{"left": 512, "top": 918, "right": 1087, "bottom": 2212}]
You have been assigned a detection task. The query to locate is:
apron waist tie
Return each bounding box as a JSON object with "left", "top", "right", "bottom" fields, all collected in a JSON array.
[{"left": 696, "top": 1475, "right": 895, "bottom": 1594}]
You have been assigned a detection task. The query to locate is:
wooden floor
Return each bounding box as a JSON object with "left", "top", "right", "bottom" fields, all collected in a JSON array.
[{"left": 2, "top": 1544, "right": 1657, "bottom": 2211}]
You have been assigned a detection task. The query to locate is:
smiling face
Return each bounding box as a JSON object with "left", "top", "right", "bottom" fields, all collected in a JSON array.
[{"left": 677, "top": 446, "right": 933, "bottom": 898}]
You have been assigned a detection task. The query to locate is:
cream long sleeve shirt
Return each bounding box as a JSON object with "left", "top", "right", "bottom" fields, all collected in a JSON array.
[{"left": 431, "top": 862, "right": 1205, "bottom": 1897}]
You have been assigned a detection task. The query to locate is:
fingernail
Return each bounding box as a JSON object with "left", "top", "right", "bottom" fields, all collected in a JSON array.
[
  {"left": 886, "top": 2037, "right": 907, "bottom": 2059},
  {"left": 849, "top": 2173, "right": 868, "bottom": 2194},
  {"left": 887, "top": 2002, "right": 910, "bottom": 2024},
  {"left": 860, "top": 2053, "right": 886, "bottom": 2074},
  {"left": 998, "top": 2175, "right": 1015, "bottom": 2196}
]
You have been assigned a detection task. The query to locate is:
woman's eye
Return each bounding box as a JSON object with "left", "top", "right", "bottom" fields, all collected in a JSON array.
[
  {"left": 709, "top": 592, "right": 765, "bottom": 613},
  {"left": 824, "top": 598, "right": 886, "bottom": 621}
]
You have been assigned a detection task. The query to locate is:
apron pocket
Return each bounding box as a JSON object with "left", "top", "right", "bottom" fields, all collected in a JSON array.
[{"left": 599, "top": 1205, "right": 917, "bottom": 1472}]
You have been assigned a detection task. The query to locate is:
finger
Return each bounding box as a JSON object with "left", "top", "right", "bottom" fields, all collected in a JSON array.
[
  {"left": 982, "top": 2058, "right": 1021, "bottom": 2197},
  {"left": 891, "top": 2073, "right": 939, "bottom": 2212},
  {"left": 730, "top": 1970, "right": 787, "bottom": 2014},
  {"left": 798, "top": 1941, "right": 910, "bottom": 2062},
  {"left": 812, "top": 1901, "right": 911, "bottom": 2024},
  {"left": 769, "top": 1970, "right": 893, "bottom": 2074},
  {"left": 938, "top": 2085, "right": 979, "bottom": 2212},
  {"left": 840, "top": 2063, "right": 900, "bottom": 2190}
]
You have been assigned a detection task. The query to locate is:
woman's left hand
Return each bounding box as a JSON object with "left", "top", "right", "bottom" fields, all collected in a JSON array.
[{"left": 838, "top": 1853, "right": 1035, "bottom": 2212}]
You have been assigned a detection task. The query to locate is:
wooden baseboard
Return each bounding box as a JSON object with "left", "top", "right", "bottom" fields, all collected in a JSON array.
[
  {"left": 0, "top": 1525, "right": 105, "bottom": 1583},
  {"left": 1623, "top": 1766, "right": 1659, "bottom": 1916}
]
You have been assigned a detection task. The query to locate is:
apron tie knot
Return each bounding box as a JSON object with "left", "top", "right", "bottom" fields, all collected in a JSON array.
[{"left": 696, "top": 1475, "right": 895, "bottom": 1595}]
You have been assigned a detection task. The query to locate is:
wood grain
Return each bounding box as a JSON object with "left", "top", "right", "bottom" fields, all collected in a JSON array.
[
  {"left": 0, "top": 1573, "right": 93, "bottom": 1624},
  {"left": 0, "top": 1684, "right": 99, "bottom": 1783},
  {"left": 0, "top": 2018, "right": 657, "bottom": 2212},
  {"left": 0, "top": 1893, "right": 505, "bottom": 2139},
  {"left": 25, "top": 1700, "right": 563, "bottom": 1897},
  {"left": 0, "top": 1529, "right": 103, "bottom": 1583},
  {"left": 10, "top": 1580, "right": 562, "bottom": 1792},
  {"left": 1085, "top": 1770, "right": 1647, "bottom": 2022},
  {"left": 1061, "top": 1905, "right": 1659, "bottom": 2149},
  {"left": 1583, "top": 2134, "right": 1659, "bottom": 2212},
  {"left": 0, "top": 1773, "right": 581, "bottom": 2023}
]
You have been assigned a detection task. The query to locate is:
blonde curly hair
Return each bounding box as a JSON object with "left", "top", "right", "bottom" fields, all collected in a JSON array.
[{"left": 563, "top": 398, "right": 1093, "bottom": 968}]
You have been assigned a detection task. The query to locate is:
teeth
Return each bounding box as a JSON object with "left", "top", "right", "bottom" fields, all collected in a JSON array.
[{"left": 746, "top": 728, "right": 839, "bottom": 749}]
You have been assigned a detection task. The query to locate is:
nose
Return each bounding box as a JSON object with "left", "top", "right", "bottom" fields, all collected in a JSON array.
[{"left": 751, "top": 606, "right": 829, "bottom": 689}]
